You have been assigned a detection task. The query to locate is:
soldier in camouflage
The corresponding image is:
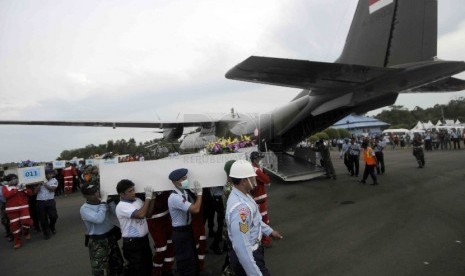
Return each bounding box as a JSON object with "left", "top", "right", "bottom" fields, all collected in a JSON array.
[
  {"left": 88, "top": 234, "right": 124, "bottom": 276},
  {"left": 222, "top": 160, "right": 236, "bottom": 276},
  {"left": 82, "top": 166, "right": 100, "bottom": 186},
  {"left": 80, "top": 183, "right": 124, "bottom": 276}
]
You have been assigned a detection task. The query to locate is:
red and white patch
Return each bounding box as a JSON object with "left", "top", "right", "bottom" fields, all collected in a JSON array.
[
  {"left": 369, "top": 0, "right": 393, "bottom": 14},
  {"left": 238, "top": 207, "right": 249, "bottom": 222}
]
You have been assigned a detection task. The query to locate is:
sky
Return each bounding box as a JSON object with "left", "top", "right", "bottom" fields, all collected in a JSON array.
[{"left": 1, "top": 0, "right": 465, "bottom": 163}]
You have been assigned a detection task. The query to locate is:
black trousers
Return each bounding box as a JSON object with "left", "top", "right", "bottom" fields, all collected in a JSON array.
[
  {"left": 29, "top": 195, "right": 40, "bottom": 230},
  {"left": 362, "top": 164, "right": 377, "bottom": 183},
  {"left": 375, "top": 152, "right": 385, "bottom": 174},
  {"left": 172, "top": 226, "right": 199, "bottom": 276},
  {"left": 425, "top": 139, "right": 432, "bottom": 151},
  {"left": 229, "top": 244, "right": 270, "bottom": 276},
  {"left": 349, "top": 155, "right": 359, "bottom": 176},
  {"left": 343, "top": 153, "right": 351, "bottom": 172},
  {"left": 36, "top": 199, "right": 58, "bottom": 236},
  {"left": 413, "top": 148, "right": 425, "bottom": 167},
  {"left": 211, "top": 196, "right": 225, "bottom": 248},
  {"left": 0, "top": 203, "right": 11, "bottom": 236},
  {"left": 122, "top": 235, "right": 152, "bottom": 276},
  {"left": 452, "top": 138, "right": 460, "bottom": 149}
]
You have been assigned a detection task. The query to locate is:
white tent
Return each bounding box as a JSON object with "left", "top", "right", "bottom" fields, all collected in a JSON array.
[
  {"left": 412, "top": 121, "right": 424, "bottom": 130},
  {"left": 424, "top": 120, "right": 434, "bottom": 129},
  {"left": 436, "top": 120, "right": 443, "bottom": 126},
  {"left": 456, "top": 119, "right": 461, "bottom": 125},
  {"left": 444, "top": 119, "right": 455, "bottom": 126}
]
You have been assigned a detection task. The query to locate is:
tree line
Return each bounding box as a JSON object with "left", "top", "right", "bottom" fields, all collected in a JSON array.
[
  {"left": 59, "top": 138, "right": 172, "bottom": 161},
  {"left": 374, "top": 97, "right": 465, "bottom": 129}
]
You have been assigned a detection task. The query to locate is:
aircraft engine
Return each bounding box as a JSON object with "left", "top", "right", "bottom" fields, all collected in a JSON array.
[{"left": 163, "top": 125, "right": 184, "bottom": 141}]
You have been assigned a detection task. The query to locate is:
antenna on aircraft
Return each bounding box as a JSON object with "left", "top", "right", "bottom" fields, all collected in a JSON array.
[{"left": 230, "top": 107, "right": 240, "bottom": 119}]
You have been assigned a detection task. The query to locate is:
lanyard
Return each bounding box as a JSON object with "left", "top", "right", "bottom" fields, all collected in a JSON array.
[{"left": 183, "top": 191, "right": 191, "bottom": 224}]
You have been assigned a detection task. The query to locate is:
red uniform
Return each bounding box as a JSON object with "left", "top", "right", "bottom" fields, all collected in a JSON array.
[
  {"left": 251, "top": 163, "right": 272, "bottom": 246},
  {"left": 191, "top": 193, "right": 207, "bottom": 272},
  {"left": 2, "top": 185, "right": 33, "bottom": 248},
  {"left": 62, "top": 166, "right": 76, "bottom": 195},
  {"left": 147, "top": 191, "right": 174, "bottom": 276}
]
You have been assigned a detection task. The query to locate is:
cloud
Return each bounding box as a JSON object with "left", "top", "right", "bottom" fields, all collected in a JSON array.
[{"left": 438, "top": 20, "right": 465, "bottom": 60}]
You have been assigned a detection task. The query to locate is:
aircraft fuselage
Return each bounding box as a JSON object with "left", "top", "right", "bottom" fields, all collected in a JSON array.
[{"left": 220, "top": 60, "right": 465, "bottom": 153}]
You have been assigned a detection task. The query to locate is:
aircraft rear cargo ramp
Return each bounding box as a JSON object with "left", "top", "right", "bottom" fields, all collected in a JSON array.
[{"left": 262, "top": 148, "right": 326, "bottom": 182}]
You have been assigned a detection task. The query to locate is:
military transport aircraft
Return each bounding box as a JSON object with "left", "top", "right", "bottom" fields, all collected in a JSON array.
[{"left": 1, "top": 0, "right": 465, "bottom": 181}]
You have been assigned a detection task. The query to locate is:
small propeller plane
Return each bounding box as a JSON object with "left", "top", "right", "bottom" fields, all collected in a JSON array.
[{"left": 1, "top": 0, "right": 465, "bottom": 181}]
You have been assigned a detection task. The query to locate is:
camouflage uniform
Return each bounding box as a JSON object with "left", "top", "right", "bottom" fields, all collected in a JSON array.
[
  {"left": 88, "top": 235, "right": 124, "bottom": 276},
  {"left": 221, "top": 180, "right": 234, "bottom": 240},
  {"left": 83, "top": 166, "right": 100, "bottom": 186},
  {"left": 222, "top": 180, "right": 235, "bottom": 276},
  {"left": 81, "top": 195, "right": 123, "bottom": 276}
]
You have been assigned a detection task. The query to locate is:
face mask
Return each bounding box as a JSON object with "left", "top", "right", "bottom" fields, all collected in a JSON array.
[
  {"left": 258, "top": 160, "right": 264, "bottom": 167},
  {"left": 181, "top": 179, "right": 189, "bottom": 189}
]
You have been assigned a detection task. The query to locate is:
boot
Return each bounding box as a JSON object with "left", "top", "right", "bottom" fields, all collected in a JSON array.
[
  {"left": 23, "top": 227, "right": 31, "bottom": 240},
  {"left": 13, "top": 234, "right": 22, "bottom": 249}
]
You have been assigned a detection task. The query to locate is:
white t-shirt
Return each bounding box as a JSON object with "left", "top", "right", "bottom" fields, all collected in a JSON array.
[{"left": 116, "top": 198, "right": 148, "bottom": 238}]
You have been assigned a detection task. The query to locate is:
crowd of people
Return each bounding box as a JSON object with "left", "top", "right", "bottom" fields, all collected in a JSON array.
[
  {"left": 0, "top": 169, "right": 59, "bottom": 249},
  {"left": 1, "top": 131, "right": 447, "bottom": 275},
  {"left": 77, "top": 152, "right": 282, "bottom": 276},
  {"left": 420, "top": 128, "right": 465, "bottom": 151},
  {"left": 382, "top": 128, "right": 464, "bottom": 151},
  {"left": 321, "top": 132, "right": 433, "bottom": 185},
  {"left": 337, "top": 136, "right": 383, "bottom": 185},
  {"left": 334, "top": 128, "right": 465, "bottom": 152},
  {"left": 0, "top": 159, "right": 106, "bottom": 247},
  {"left": 0, "top": 151, "right": 281, "bottom": 276}
]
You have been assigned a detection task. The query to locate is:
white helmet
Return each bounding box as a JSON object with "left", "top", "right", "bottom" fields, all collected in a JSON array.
[{"left": 229, "top": 160, "right": 257, "bottom": 179}]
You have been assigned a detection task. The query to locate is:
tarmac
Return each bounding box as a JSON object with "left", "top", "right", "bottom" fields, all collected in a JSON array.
[{"left": 1, "top": 146, "right": 465, "bottom": 275}]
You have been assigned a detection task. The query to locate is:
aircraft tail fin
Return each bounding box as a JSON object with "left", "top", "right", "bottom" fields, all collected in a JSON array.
[{"left": 337, "top": 0, "right": 437, "bottom": 67}]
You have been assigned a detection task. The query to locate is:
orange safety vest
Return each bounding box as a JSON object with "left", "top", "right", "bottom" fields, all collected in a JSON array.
[{"left": 364, "top": 147, "right": 377, "bottom": 165}]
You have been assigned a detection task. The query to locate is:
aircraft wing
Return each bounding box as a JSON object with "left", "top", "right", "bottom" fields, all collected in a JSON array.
[
  {"left": 225, "top": 56, "right": 401, "bottom": 90},
  {"left": 0, "top": 119, "right": 238, "bottom": 129}
]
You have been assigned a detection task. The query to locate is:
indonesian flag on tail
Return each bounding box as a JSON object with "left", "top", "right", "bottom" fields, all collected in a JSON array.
[{"left": 369, "top": 0, "right": 394, "bottom": 14}]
